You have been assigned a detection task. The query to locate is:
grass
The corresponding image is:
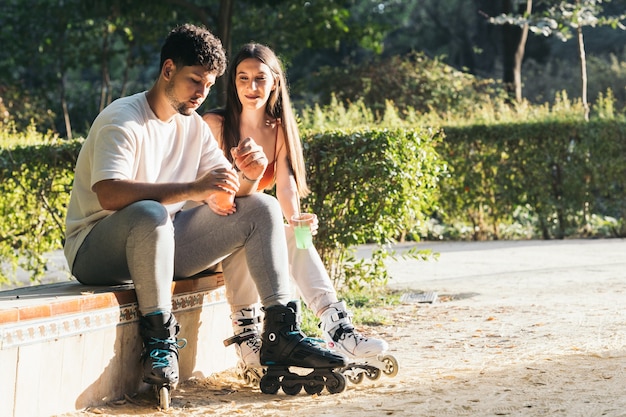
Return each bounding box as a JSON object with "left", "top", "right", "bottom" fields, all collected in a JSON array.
[{"left": 300, "top": 287, "right": 401, "bottom": 337}]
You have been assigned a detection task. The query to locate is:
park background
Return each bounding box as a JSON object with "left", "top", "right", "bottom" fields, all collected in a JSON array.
[{"left": 2, "top": 0, "right": 626, "bottom": 292}]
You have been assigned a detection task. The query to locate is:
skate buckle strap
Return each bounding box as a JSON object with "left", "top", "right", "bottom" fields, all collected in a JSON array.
[
  {"left": 331, "top": 310, "right": 350, "bottom": 322},
  {"left": 223, "top": 330, "right": 259, "bottom": 347},
  {"left": 276, "top": 310, "right": 299, "bottom": 325},
  {"left": 233, "top": 316, "right": 262, "bottom": 327},
  {"left": 331, "top": 323, "right": 355, "bottom": 343},
  {"left": 305, "top": 336, "right": 326, "bottom": 346}
]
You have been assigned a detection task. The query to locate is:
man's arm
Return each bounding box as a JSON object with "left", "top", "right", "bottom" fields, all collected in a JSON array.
[{"left": 93, "top": 167, "right": 239, "bottom": 211}]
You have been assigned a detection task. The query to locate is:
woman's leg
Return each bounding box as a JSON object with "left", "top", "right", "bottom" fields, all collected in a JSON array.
[
  {"left": 221, "top": 248, "right": 261, "bottom": 312},
  {"left": 284, "top": 225, "right": 391, "bottom": 362},
  {"left": 285, "top": 224, "right": 338, "bottom": 316}
]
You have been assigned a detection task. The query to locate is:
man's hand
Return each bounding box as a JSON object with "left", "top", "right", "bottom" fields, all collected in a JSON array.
[{"left": 192, "top": 167, "right": 239, "bottom": 201}]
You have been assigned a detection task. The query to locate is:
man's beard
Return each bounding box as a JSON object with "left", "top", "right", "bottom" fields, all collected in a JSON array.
[{"left": 165, "top": 82, "right": 194, "bottom": 116}]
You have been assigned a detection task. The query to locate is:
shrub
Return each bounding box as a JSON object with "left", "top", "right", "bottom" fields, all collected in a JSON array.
[
  {"left": 0, "top": 124, "right": 80, "bottom": 285},
  {"left": 299, "top": 51, "right": 505, "bottom": 120},
  {"left": 438, "top": 118, "right": 626, "bottom": 240},
  {"left": 302, "top": 127, "right": 446, "bottom": 288}
]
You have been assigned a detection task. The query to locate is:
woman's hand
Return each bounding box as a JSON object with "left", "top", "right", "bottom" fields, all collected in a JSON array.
[
  {"left": 231, "top": 137, "right": 267, "bottom": 182},
  {"left": 309, "top": 213, "right": 319, "bottom": 235},
  {"left": 290, "top": 213, "right": 319, "bottom": 235}
]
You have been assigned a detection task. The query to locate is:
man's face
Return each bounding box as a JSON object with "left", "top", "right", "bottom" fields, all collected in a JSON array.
[{"left": 165, "top": 63, "right": 217, "bottom": 116}]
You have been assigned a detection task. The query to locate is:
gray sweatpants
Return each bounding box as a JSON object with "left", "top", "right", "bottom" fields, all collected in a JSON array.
[{"left": 71, "top": 193, "right": 292, "bottom": 316}]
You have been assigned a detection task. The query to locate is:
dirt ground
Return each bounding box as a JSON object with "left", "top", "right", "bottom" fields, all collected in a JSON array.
[{"left": 56, "top": 239, "right": 626, "bottom": 417}]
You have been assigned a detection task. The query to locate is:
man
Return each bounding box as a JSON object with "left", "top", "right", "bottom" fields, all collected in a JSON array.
[{"left": 64, "top": 24, "right": 345, "bottom": 395}]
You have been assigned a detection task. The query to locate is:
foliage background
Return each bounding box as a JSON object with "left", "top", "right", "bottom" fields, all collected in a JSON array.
[
  {"left": 2, "top": 0, "right": 626, "bottom": 136},
  {"left": 3, "top": 0, "right": 626, "bottom": 287}
]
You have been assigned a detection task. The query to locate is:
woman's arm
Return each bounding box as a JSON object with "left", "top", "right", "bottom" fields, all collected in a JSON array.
[
  {"left": 273, "top": 133, "right": 307, "bottom": 228},
  {"left": 203, "top": 112, "right": 267, "bottom": 196}
]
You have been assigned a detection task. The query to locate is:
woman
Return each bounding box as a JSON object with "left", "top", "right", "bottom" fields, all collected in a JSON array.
[{"left": 203, "top": 43, "right": 393, "bottom": 383}]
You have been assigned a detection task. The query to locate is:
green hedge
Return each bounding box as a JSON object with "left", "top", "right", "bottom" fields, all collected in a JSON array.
[
  {"left": 302, "top": 128, "right": 445, "bottom": 287},
  {"left": 3, "top": 120, "right": 626, "bottom": 287},
  {"left": 0, "top": 127, "right": 445, "bottom": 287},
  {"left": 0, "top": 138, "right": 80, "bottom": 284},
  {"left": 439, "top": 119, "right": 626, "bottom": 239}
]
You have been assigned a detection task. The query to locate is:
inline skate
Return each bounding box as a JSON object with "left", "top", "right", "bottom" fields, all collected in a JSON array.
[
  {"left": 259, "top": 300, "right": 348, "bottom": 395},
  {"left": 139, "top": 312, "right": 187, "bottom": 410},
  {"left": 223, "top": 306, "right": 265, "bottom": 385},
  {"left": 319, "top": 301, "right": 399, "bottom": 384}
]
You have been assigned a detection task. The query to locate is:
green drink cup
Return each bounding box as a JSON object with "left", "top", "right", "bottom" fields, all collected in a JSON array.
[{"left": 291, "top": 213, "right": 314, "bottom": 249}]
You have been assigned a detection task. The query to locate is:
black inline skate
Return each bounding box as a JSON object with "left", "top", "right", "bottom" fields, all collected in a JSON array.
[
  {"left": 259, "top": 300, "right": 348, "bottom": 395},
  {"left": 139, "top": 312, "right": 187, "bottom": 410}
]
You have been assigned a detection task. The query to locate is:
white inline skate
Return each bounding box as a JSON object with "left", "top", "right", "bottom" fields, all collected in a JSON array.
[
  {"left": 223, "top": 306, "right": 265, "bottom": 386},
  {"left": 320, "top": 301, "right": 399, "bottom": 384}
]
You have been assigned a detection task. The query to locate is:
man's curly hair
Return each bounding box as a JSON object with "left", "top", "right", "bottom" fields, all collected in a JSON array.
[{"left": 160, "top": 23, "right": 226, "bottom": 76}]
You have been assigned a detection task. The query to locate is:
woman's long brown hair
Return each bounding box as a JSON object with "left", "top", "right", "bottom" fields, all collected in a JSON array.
[{"left": 208, "top": 43, "right": 310, "bottom": 197}]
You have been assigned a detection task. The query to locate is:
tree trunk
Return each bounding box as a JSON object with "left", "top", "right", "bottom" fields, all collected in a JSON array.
[
  {"left": 99, "top": 25, "right": 111, "bottom": 113},
  {"left": 502, "top": 0, "right": 532, "bottom": 103},
  {"left": 577, "top": 24, "right": 589, "bottom": 121},
  {"left": 215, "top": 0, "right": 234, "bottom": 106},
  {"left": 60, "top": 75, "right": 72, "bottom": 141},
  {"left": 120, "top": 45, "right": 133, "bottom": 98},
  {"left": 513, "top": 0, "right": 532, "bottom": 102},
  {"left": 58, "top": 28, "right": 72, "bottom": 140}
]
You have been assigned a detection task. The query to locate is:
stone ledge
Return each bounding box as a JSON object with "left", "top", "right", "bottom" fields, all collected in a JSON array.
[
  {"left": 0, "top": 273, "right": 236, "bottom": 417},
  {"left": 0, "top": 273, "right": 224, "bottom": 324}
]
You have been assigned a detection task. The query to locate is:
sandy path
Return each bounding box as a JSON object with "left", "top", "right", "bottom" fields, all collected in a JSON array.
[{"left": 57, "top": 239, "right": 626, "bottom": 417}]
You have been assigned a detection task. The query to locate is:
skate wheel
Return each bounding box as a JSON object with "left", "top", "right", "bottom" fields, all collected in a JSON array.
[
  {"left": 304, "top": 376, "right": 325, "bottom": 395},
  {"left": 365, "top": 367, "right": 381, "bottom": 381},
  {"left": 347, "top": 371, "right": 364, "bottom": 384},
  {"left": 259, "top": 375, "right": 280, "bottom": 395},
  {"left": 382, "top": 355, "right": 399, "bottom": 377},
  {"left": 282, "top": 382, "right": 302, "bottom": 395},
  {"left": 326, "top": 372, "right": 347, "bottom": 394},
  {"left": 158, "top": 386, "right": 170, "bottom": 410},
  {"left": 243, "top": 369, "right": 260, "bottom": 386}
]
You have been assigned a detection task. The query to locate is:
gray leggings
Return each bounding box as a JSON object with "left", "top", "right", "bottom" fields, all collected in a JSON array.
[{"left": 71, "top": 193, "right": 292, "bottom": 315}]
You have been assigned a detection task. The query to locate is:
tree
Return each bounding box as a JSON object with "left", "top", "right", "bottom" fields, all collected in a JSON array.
[
  {"left": 478, "top": 0, "right": 534, "bottom": 103},
  {"left": 539, "top": 0, "right": 626, "bottom": 120},
  {"left": 0, "top": 0, "right": 384, "bottom": 133},
  {"left": 503, "top": 0, "right": 533, "bottom": 103},
  {"left": 490, "top": 0, "right": 626, "bottom": 119}
]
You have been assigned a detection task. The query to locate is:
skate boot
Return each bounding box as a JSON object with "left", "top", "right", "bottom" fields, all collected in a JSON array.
[
  {"left": 139, "top": 312, "right": 187, "bottom": 410},
  {"left": 259, "top": 300, "right": 348, "bottom": 395},
  {"left": 223, "top": 306, "right": 265, "bottom": 386},
  {"left": 320, "top": 301, "right": 399, "bottom": 384}
]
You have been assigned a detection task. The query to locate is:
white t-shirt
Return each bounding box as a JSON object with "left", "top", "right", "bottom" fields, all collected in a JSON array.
[{"left": 64, "top": 91, "right": 230, "bottom": 269}]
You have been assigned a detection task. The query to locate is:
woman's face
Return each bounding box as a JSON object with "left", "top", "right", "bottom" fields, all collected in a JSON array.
[{"left": 234, "top": 57, "right": 276, "bottom": 111}]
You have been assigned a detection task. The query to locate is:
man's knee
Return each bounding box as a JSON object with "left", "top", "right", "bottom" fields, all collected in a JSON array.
[{"left": 126, "top": 200, "right": 172, "bottom": 231}]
